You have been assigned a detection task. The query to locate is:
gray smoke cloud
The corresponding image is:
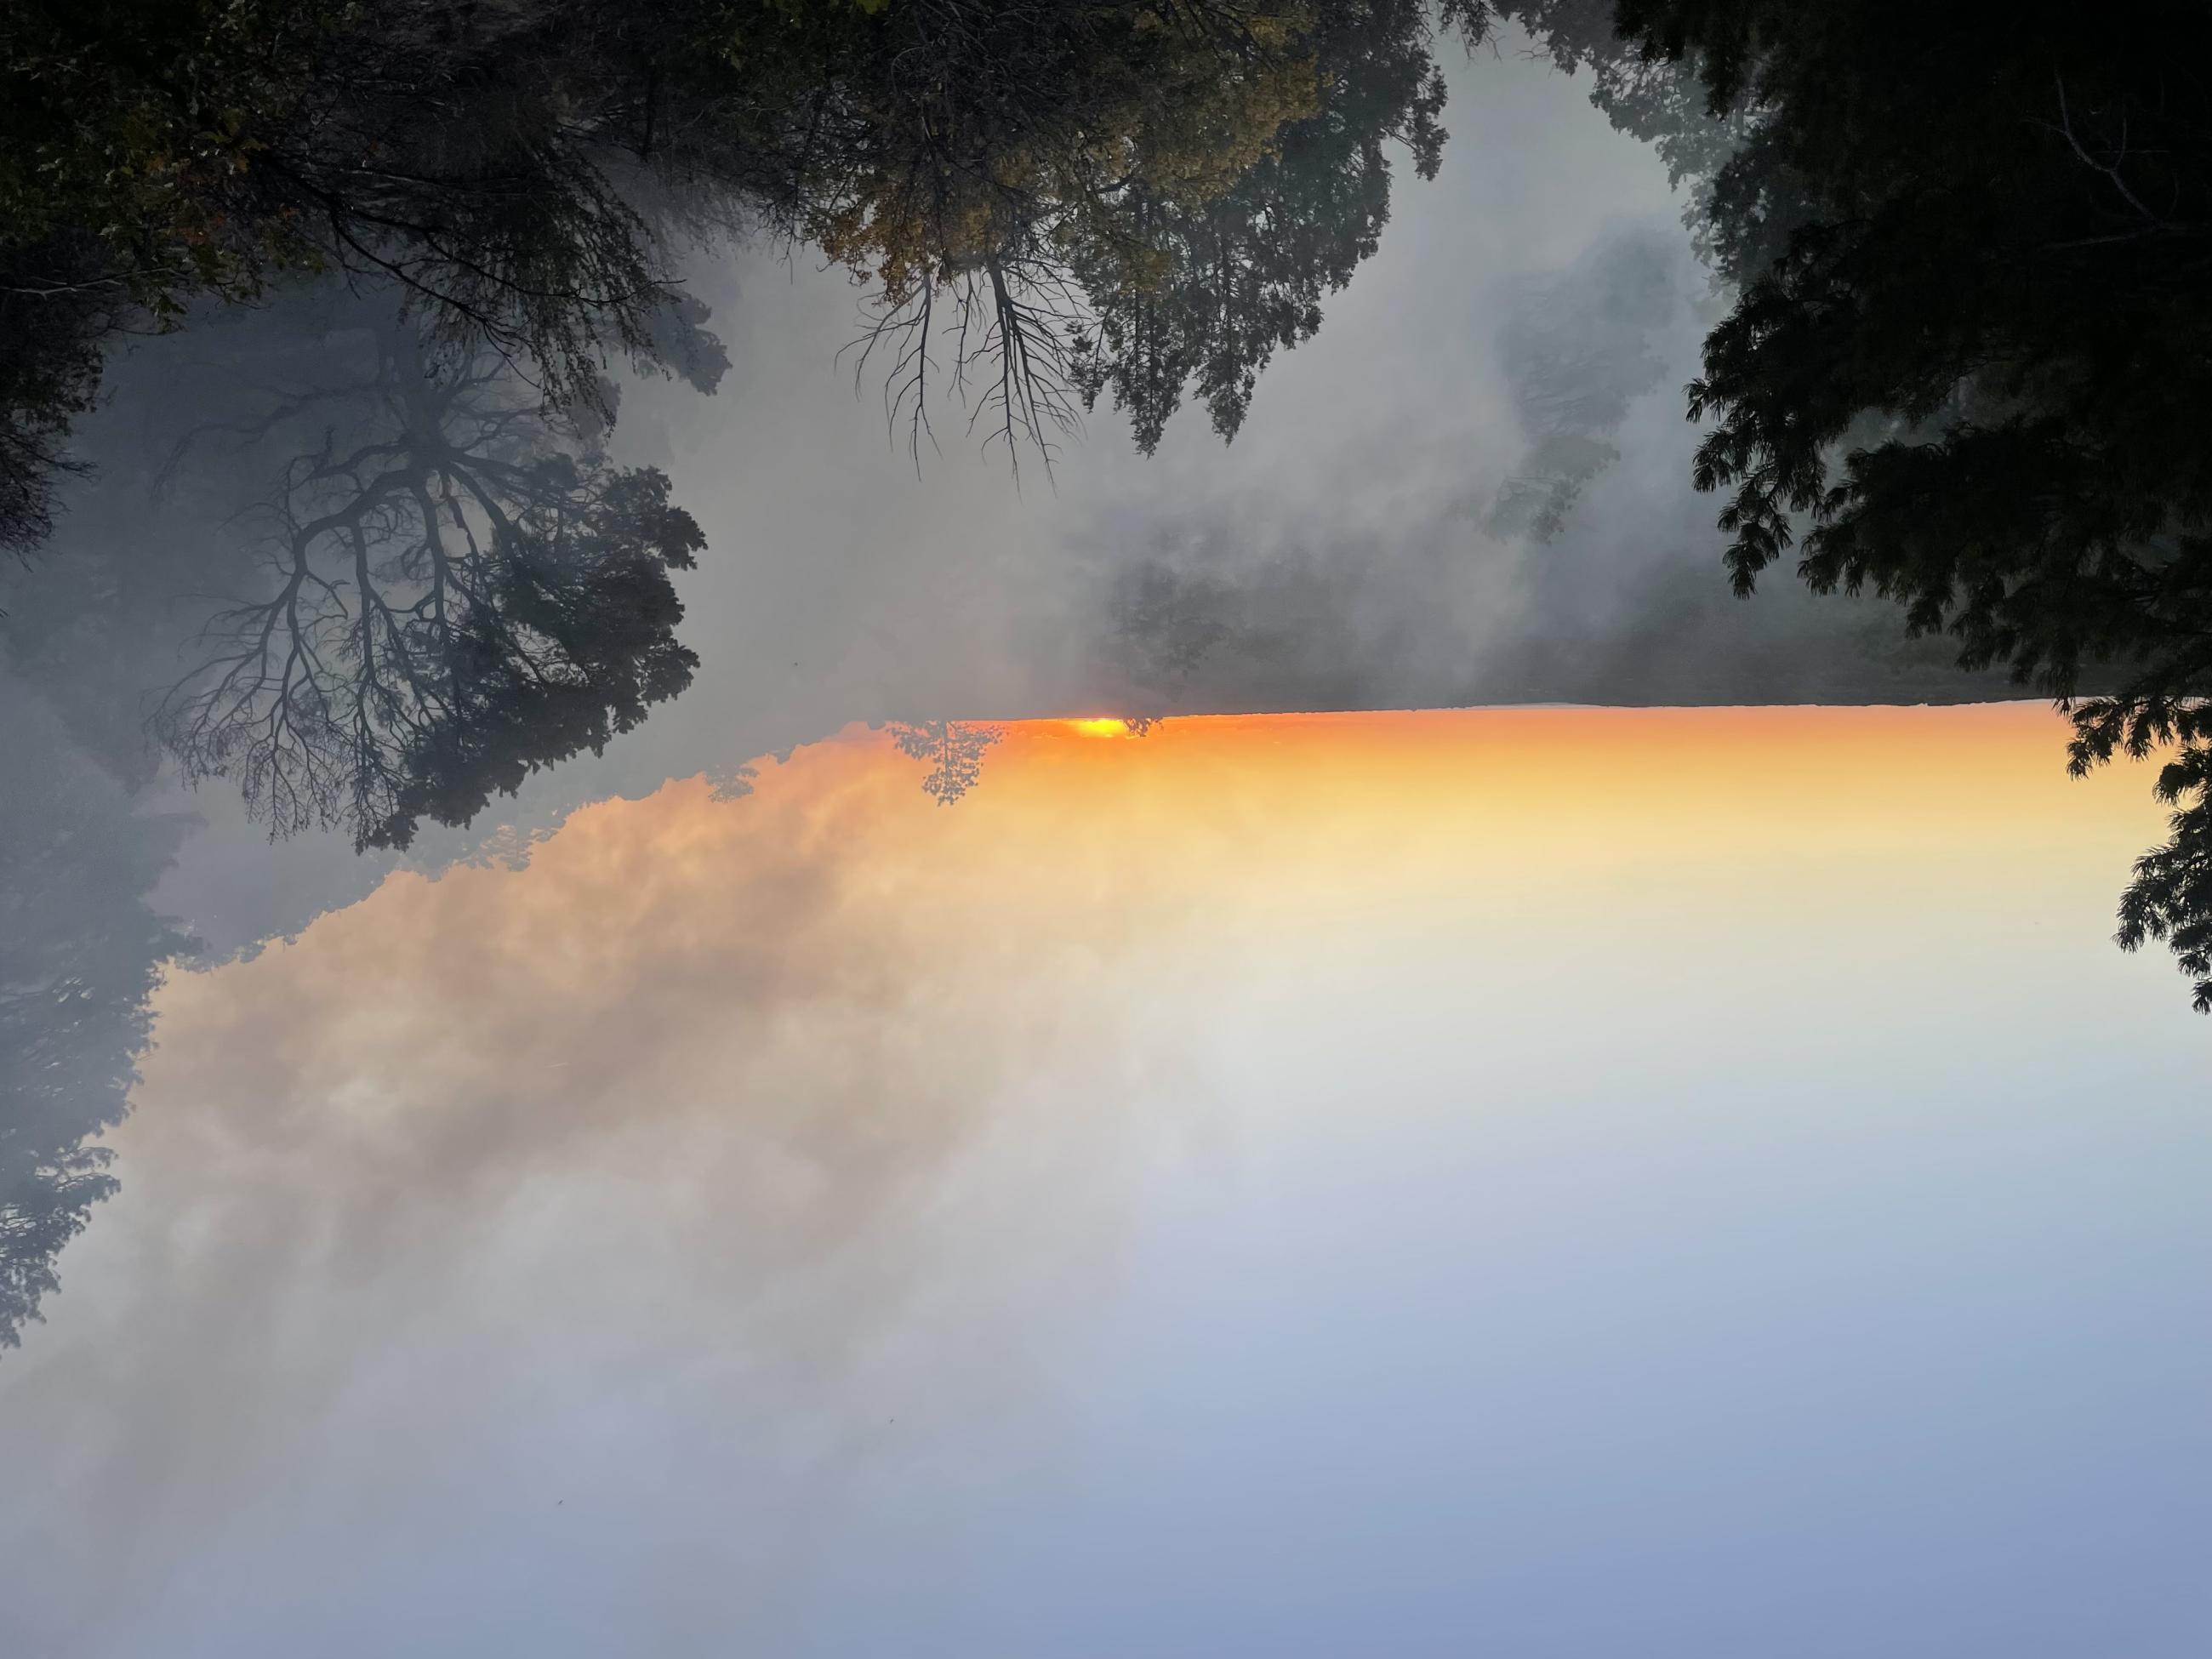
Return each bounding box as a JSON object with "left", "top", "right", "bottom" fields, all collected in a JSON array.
[{"left": 1, "top": 31, "right": 1990, "bottom": 959}]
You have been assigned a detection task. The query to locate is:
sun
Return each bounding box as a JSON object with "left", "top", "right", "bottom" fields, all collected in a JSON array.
[{"left": 1066, "top": 717, "right": 1136, "bottom": 738}]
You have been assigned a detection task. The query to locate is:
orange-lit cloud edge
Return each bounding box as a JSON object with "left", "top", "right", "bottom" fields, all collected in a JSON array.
[
  {"left": 153, "top": 703, "right": 2176, "bottom": 1052},
  {"left": 126, "top": 703, "right": 2181, "bottom": 1224},
  {"left": 938, "top": 704, "right": 2167, "bottom": 857}
]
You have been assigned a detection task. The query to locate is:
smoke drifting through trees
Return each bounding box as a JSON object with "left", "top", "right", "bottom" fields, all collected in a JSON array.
[
  {"left": 151, "top": 311, "right": 704, "bottom": 853},
  {"left": 0, "top": 694, "right": 190, "bottom": 1347},
  {"left": 9, "top": 0, "right": 2212, "bottom": 1376},
  {"left": 5, "top": 0, "right": 1480, "bottom": 852},
  {"left": 3, "top": 0, "right": 1479, "bottom": 533},
  {"left": 1572, "top": 0, "right": 2212, "bottom": 1010}
]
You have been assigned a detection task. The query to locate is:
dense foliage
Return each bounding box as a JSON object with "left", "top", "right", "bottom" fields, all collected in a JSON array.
[
  {"left": 2, "top": 0, "right": 1479, "bottom": 847},
  {"left": 1533, "top": 0, "right": 2212, "bottom": 1009},
  {"left": 2, "top": 0, "right": 1476, "bottom": 530},
  {"left": 0, "top": 702, "right": 190, "bottom": 1348},
  {"left": 149, "top": 311, "right": 705, "bottom": 852}
]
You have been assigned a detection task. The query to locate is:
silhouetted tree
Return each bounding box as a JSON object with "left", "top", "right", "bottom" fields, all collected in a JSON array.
[
  {"left": 1485, "top": 226, "right": 1679, "bottom": 541},
  {"left": 0, "top": 237, "right": 119, "bottom": 561},
  {"left": 2119, "top": 746, "right": 2212, "bottom": 1012},
  {"left": 0, "top": 696, "right": 190, "bottom": 1348},
  {"left": 1546, "top": 0, "right": 2212, "bottom": 1007},
  {"left": 1066, "top": 0, "right": 1453, "bottom": 450},
  {"left": 153, "top": 313, "right": 704, "bottom": 851},
  {"left": 774, "top": 0, "right": 1475, "bottom": 467},
  {"left": 0, "top": 1146, "right": 118, "bottom": 1351},
  {"left": 1493, "top": 1, "right": 1771, "bottom": 271},
  {"left": 888, "top": 720, "right": 1003, "bottom": 803},
  {"left": 5, "top": 0, "right": 1486, "bottom": 544},
  {"left": 1, "top": 0, "right": 736, "bottom": 538}
]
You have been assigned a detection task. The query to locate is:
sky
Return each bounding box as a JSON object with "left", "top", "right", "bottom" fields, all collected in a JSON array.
[
  {"left": 2, "top": 27, "right": 2208, "bottom": 1658},
  {"left": 3, "top": 29, "right": 1994, "bottom": 961},
  {"left": 2, "top": 707, "right": 2206, "bottom": 1656}
]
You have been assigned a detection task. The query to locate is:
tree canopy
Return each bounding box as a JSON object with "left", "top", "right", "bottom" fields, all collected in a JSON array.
[
  {"left": 888, "top": 719, "right": 1004, "bottom": 803},
  {"left": 152, "top": 311, "right": 704, "bottom": 852},
  {"left": 0, "top": 698, "right": 189, "bottom": 1346},
  {"left": 3, "top": 0, "right": 1480, "bottom": 858},
  {"left": 1514, "top": 0, "right": 2212, "bottom": 1009},
  {"left": 2, "top": 0, "right": 1480, "bottom": 539}
]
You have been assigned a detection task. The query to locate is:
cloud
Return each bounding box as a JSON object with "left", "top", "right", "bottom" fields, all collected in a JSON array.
[{"left": 0, "top": 733, "right": 1197, "bottom": 1653}]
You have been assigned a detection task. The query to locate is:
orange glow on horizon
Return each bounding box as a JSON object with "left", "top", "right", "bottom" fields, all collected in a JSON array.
[
  {"left": 135, "top": 702, "right": 2191, "bottom": 1152},
  {"left": 876, "top": 704, "right": 2168, "bottom": 907},
  {"left": 149, "top": 704, "right": 2179, "bottom": 1054}
]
